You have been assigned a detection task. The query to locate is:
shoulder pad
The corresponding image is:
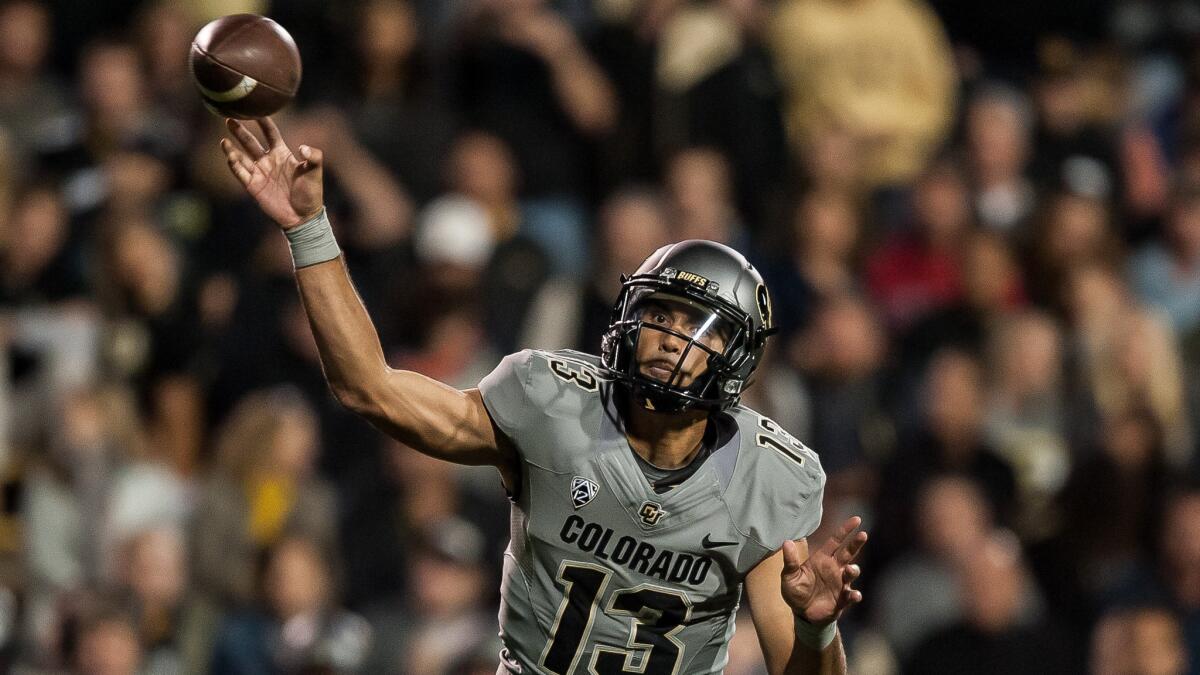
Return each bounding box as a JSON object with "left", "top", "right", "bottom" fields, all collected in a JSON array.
[
  {"left": 478, "top": 350, "right": 607, "bottom": 461},
  {"left": 520, "top": 349, "right": 605, "bottom": 413},
  {"left": 725, "top": 408, "right": 826, "bottom": 551}
]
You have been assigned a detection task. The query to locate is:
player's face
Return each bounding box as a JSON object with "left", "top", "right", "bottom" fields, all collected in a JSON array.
[{"left": 634, "top": 298, "right": 729, "bottom": 388}]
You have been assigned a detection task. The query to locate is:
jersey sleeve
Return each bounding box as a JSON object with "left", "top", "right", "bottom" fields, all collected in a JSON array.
[
  {"left": 478, "top": 350, "right": 537, "bottom": 443},
  {"left": 757, "top": 456, "right": 825, "bottom": 543},
  {"left": 728, "top": 410, "right": 829, "bottom": 570},
  {"left": 735, "top": 461, "right": 826, "bottom": 571},
  {"left": 788, "top": 470, "right": 825, "bottom": 541}
]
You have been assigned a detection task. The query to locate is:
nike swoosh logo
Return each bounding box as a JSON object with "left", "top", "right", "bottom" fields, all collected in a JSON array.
[{"left": 702, "top": 534, "right": 738, "bottom": 549}]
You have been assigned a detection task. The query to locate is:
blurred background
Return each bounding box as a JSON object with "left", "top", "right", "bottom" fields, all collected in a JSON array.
[{"left": 1, "top": 0, "right": 1199, "bottom": 672}]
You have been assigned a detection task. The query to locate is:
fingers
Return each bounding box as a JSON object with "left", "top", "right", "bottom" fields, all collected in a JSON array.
[
  {"left": 835, "top": 564, "right": 864, "bottom": 613},
  {"left": 820, "top": 516, "right": 862, "bottom": 557},
  {"left": 842, "top": 563, "right": 861, "bottom": 585},
  {"left": 257, "top": 116, "right": 285, "bottom": 151},
  {"left": 781, "top": 539, "right": 804, "bottom": 575},
  {"left": 220, "top": 138, "right": 255, "bottom": 186},
  {"left": 221, "top": 138, "right": 256, "bottom": 172},
  {"left": 296, "top": 144, "right": 323, "bottom": 176},
  {"left": 226, "top": 118, "right": 266, "bottom": 160},
  {"left": 838, "top": 529, "right": 869, "bottom": 565},
  {"left": 838, "top": 586, "right": 863, "bottom": 608}
]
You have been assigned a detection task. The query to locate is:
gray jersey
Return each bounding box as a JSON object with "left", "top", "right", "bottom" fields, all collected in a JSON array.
[{"left": 479, "top": 349, "right": 826, "bottom": 675}]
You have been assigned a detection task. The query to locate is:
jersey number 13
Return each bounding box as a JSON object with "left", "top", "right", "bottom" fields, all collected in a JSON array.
[{"left": 540, "top": 560, "right": 693, "bottom": 674}]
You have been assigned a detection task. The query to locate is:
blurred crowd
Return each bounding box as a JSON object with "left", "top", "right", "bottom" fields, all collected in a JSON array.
[{"left": 1, "top": 0, "right": 1200, "bottom": 673}]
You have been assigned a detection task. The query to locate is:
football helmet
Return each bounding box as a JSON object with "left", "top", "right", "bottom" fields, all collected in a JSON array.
[{"left": 600, "top": 240, "right": 775, "bottom": 412}]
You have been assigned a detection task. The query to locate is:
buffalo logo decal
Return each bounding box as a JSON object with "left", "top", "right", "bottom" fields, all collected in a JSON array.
[{"left": 756, "top": 283, "right": 773, "bottom": 329}]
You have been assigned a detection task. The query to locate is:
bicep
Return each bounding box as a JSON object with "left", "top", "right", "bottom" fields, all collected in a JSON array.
[
  {"left": 361, "top": 368, "right": 517, "bottom": 471},
  {"left": 746, "top": 542, "right": 807, "bottom": 675}
]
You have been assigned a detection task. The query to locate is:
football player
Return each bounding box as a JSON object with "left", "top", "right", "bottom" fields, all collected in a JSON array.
[{"left": 221, "top": 117, "right": 868, "bottom": 675}]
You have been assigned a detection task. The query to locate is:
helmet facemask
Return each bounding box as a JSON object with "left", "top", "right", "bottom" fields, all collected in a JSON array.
[{"left": 602, "top": 281, "right": 755, "bottom": 412}]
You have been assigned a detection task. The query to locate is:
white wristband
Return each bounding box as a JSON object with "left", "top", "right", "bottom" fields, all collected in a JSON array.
[
  {"left": 285, "top": 207, "right": 341, "bottom": 269},
  {"left": 793, "top": 615, "right": 837, "bottom": 650}
]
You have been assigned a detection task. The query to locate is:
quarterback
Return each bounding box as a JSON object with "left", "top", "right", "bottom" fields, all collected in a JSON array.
[{"left": 220, "top": 117, "right": 868, "bottom": 675}]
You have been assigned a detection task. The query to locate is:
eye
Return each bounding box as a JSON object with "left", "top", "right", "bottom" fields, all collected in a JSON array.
[{"left": 647, "top": 311, "right": 668, "bottom": 325}]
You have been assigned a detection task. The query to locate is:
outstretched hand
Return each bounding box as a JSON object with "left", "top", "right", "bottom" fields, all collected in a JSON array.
[
  {"left": 220, "top": 117, "right": 324, "bottom": 229},
  {"left": 780, "top": 516, "right": 868, "bottom": 625}
]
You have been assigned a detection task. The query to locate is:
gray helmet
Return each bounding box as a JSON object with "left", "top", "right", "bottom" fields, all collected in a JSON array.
[{"left": 600, "top": 240, "right": 776, "bottom": 412}]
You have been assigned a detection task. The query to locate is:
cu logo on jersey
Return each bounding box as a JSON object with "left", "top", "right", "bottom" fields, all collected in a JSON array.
[
  {"left": 639, "top": 501, "right": 666, "bottom": 526},
  {"left": 570, "top": 477, "right": 599, "bottom": 509}
]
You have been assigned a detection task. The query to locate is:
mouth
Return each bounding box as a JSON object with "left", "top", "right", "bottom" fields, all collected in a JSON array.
[{"left": 641, "top": 360, "right": 680, "bottom": 382}]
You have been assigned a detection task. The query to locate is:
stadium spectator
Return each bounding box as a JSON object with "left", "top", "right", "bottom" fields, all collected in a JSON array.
[
  {"left": 342, "top": 0, "right": 459, "bottom": 205},
  {"left": 651, "top": 0, "right": 789, "bottom": 226},
  {"left": 132, "top": 1, "right": 204, "bottom": 126},
  {"left": 1027, "top": 188, "right": 1123, "bottom": 310},
  {"left": 1156, "top": 487, "right": 1200, "bottom": 670},
  {"left": 900, "top": 228, "right": 1026, "bottom": 383},
  {"left": 439, "top": 132, "right": 556, "bottom": 351},
  {"left": 982, "top": 310, "right": 1070, "bottom": 520},
  {"left": 1029, "top": 39, "right": 1124, "bottom": 211},
  {"left": 760, "top": 189, "right": 862, "bottom": 343},
  {"left": 873, "top": 475, "right": 993, "bottom": 659},
  {"left": 1129, "top": 184, "right": 1200, "bottom": 338},
  {"left": 663, "top": 146, "right": 746, "bottom": 246},
  {"left": 22, "top": 386, "right": 156, "bottom": 665},
  {"left": 0, "top": 184, "right": 86, "bottom": 307},
  {"left": 37, "top": 37, "right": 186, "bottom": 214},
  {"left": 769, "top": 0, "right": 956, "bottom": 188},
  {"left": 445, "top": 131, "right": 522, "bottom": 242},
  {"left": 1031, "top": 407, "right": 1170, "bottom": 647},
  {"left": 74, "top": 609, "right": 143, "bottom": 675},
  {"left": 797, "top": 128, "right": 866, "bottom": 197},
  {"left": 873, "top": 349, "right": 1017, "bottom": 569},
  {"left": 1065, "top": 264, "right": 1192, "bottom": 465},
  {"left": 400, "top": 517, "right": 495, "bottom": 674},
  {"left": 113, "top": 526, "right": 218, "bottom": 673},
  {"left": 965, "top": 84, "right": 1038, "bottom": 233},
  {"left": 450, "top": 0, "right": 618, "bottom": 272},
  {"left": 191, "top": 388, "right": 337, "bottom": 608},
  {"left": 0, "top": 0, "right": 67, "bottom": 167},
  {"left": 865, "top": 159, "right": 970, "bottom": 331},
  {"left": 342, "top": 440, "right": 504, "bottom": 610},
  {"left": 1091, "top": 605, "right": 1188, "bottom": 675},
  {"left": 788, "top": 190, "right": 863, "bottom": 300},
  {"left": 211, "top": 536, "right": 371, "bottom": 674},
  {"left": 791, "top": 294, "right": 888, "bottom": 477},
  {"left": 906, "top": 532, "right": 1071, "bottom": 674},
  {"left": 94, "top": 215, "right": 206, "bottom": 475}
]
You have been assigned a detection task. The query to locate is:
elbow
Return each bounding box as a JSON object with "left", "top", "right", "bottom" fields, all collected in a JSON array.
[{"left": 330, "top": 382, "right": 381, "bottom": 418}]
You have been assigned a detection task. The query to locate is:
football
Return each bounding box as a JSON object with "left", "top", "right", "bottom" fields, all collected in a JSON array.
[{"left": 188, "top": 14, "right": 301, "bottom": 119}]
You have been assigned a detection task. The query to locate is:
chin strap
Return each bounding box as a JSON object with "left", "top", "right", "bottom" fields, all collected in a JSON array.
[{"left": 630, "top": 381, "right": 701, "bottom": 414}]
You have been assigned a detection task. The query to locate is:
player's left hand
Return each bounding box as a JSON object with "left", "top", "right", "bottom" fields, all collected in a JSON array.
[{"left": 780, "top": 516, "right": 868, "bottom": 625}]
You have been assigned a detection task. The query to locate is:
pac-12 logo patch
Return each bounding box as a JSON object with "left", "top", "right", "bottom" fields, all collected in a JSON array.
[
  {"left": 570, "top": 477, "right": 599, "bottom": 509},
  {"left": 639, "top": 501, "right": 666, "bottom": 526}
]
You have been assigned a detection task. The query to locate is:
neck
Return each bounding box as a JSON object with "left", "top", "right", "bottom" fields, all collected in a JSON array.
[{"left": 623, "top": 398, "right": 709, "bottom": 469}]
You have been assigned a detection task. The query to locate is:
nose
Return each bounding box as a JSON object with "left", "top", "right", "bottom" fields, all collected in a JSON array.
[{"left": 657, "top": 329, "right": 685, "bottom": 354}]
